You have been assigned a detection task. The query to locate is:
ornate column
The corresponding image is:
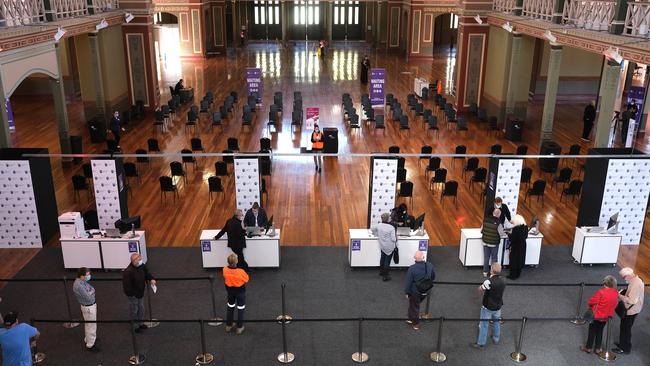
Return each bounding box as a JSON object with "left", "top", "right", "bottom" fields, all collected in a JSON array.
[
  {"left": 505, "top": 33, "right": 522, "bottom": 115},
  {"left": 51, "top": 43, "right": 72, "bottom": 158},
  {"left": 540, "top": 42, "right": 562, "bottom": 142},
  {"left": 0, "top": 75, "right": 12, "bottom": 148},
  {"left": 594, "top": 59, "right": 622, "bottom": 147},
  {"left": 88, "top": 33, "right": 107, "bottom": 122},
  {"left": 454, "top": 13, "right": 489, "bottom": 112}
]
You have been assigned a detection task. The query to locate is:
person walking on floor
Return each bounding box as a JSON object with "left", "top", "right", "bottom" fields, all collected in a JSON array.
[
  {"left": 507, "top": 215, "right": 528, "bottom": 280},
  {"left": 581, "top": 100, "right": 596, "bottom": 142},
  {"left": 404, "top": 251, "right": 435, "bottom": 330},
  {"left": 122, "top": 253, "right": 156, "bottom": 333},
  {"left": 223, "top": 254, "right": 249, "bottom": 335},
  {"left": 215, "top": 209, "right": 249, "bottom": 270},
  {"left": 471, "top": 263, "right": 506, "bottom": 349},
  {"left": 372, "top": 212, "right": 397, "bottom": 281},
  {"left": 311, "top": 124, "right": 324, "bottom": 173},
  {"left": 109, "top": 111, "right": 125, "bottom": 148},
  {"left": 612, "top": 267, "right": 644, "bottom": 354},
  {"left": 360, "top": 55, "right": 370, "bottom": 84},
  {"left": 581, "top": 275, "right": 618, "bottom": 354},
  {"left": 73, "top": 267, "right": 99, "bottom": 352},
  {"left": 481, "top": 209, "right": 504, "bottom": 278},
  {"left": 0, "top": 312, "right": 40, "bottom": 366}
]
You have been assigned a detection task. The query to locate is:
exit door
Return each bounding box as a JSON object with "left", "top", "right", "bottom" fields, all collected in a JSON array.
[{"left": 332, "top": 0, "right": 363, "bottom": 40}]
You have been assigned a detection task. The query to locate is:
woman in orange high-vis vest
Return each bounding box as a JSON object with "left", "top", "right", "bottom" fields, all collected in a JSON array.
[
  {"left": 311, "top": 124, "right": 324, "bottom": 173},
  {"left": 223, "top": 253, "right": 249, "bottom": 334}
]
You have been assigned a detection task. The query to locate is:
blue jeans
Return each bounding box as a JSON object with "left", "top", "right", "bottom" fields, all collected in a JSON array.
[
  {"left": 483, "top": 245, "right": 499, "bottom": 273},
  {"left": 477, "top": 306, "right": 501, "bottom": 346}
]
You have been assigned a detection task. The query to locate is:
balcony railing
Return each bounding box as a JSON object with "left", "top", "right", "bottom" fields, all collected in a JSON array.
[
  {"left": 48, "top": 0, "right": 88, "bottom": 19},
  {"left": 0, "top": 0, "right": 46, "bottom": 27},
  {"left": 624, "top": 1, "right": 650, "bottom": 37},
  {"left": 522, "top": 0, "right": 555, "bottom": 21},
  {"left": 91, "top": 0, "right": 118, "bottom": 13},
  {"left": 494, "top": 0, "right": 518, "bottom": 13},
  {"left": 563, "top": 0, "right": 616, "bottom": 31}
]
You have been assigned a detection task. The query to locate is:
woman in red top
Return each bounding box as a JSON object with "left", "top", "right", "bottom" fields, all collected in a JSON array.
[{"left": 581, "top": 275, "right": 618, "bottom": 354}]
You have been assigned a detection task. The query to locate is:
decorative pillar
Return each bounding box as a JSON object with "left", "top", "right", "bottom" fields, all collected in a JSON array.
[
  {"left": 609, "top": 0, "right": 629, "bottom": 34},
  {"left": 0, "top": 75, "right": 12, "bottom": 148},
  {"left": 122, "top": 11, "right": 160, "bottom": 111},
  {"left": 281, "top": 0, "right": 288, "bottom": 43},
  {"left": 540, "top": 43, "right": 562, "bottom": 142},
  {"left": 454, "top": 15, "right": 489, "bottom": 112},
  {"left": 88, "top": 33, "right": 107, "bottom": 122},
  {"left": 505, "top": 33, "right": 522, "bottom": 115},
  {"left": 594, "top": 59, "right": 622, "bottom": 147},
  {"left": 51, "top": 43, "right": 72, "bottom": 159}
]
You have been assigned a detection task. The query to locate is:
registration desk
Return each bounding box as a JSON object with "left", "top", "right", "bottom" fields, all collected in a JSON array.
[
  {"left": 61, "top": 231, "right": 147, "bottom": 270},
  {"left": 458, "top": 228, "right": 543, "bottom": 267},
  {"left": 349, "top": 229, "right": 429, "bottom": 267},
  {"left": 200, "top": 229, "right": 280, "bottom": 268},
  {"left": 572, "top": 227, "right": 622, "bottom": 265}
]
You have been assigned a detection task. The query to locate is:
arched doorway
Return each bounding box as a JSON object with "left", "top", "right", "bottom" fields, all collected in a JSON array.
[
  {"left": 433, "top": 13, "right": 458, "bottom": 49},
  {"left": 154, "top": 12, "right": 182, "bottom": 90}
]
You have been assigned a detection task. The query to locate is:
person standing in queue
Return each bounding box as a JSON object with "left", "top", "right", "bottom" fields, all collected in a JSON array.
[
  {"left": 372, "top": 212, "right": 397, "bottom": 281},
  {"left": 215, "top": 209, "right": 249, "bottom": 270},
  {"left": 311, "top": 124, "right": 324, "bottom": 173},
  {"left": 223, "top": 254, "right": 249, "bottom": 335},
  {"left": 73, "top": 267, "right": 99, "bottom": 352},
  {"left": 0, "top": 312, "right": 40, "bottom": 366},
  {"left": 612, "top": 267, "right": 644, "bottom": 355},
  {"left": 404, "top": 251, "right": 435, "bottom": 330},
  {"left": 507, "top": 215, "right": 528, "bottom": 280},
  {"left": 122, "top": 253, "right": 156, "bottom": 333}
]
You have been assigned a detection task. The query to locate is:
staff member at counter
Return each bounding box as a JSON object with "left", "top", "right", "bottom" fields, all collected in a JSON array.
[
  {"left": 493, "top": 197, "right": 511, "bottom": 225},
  {"left": 244, "top": 202, "right": 268, "bottom": 228},
  {"left": 215, "top": 210, "right": 249, "bottom": 271},
  {"left": 390, "top": 203, "right": 414, "bottom": 228}
]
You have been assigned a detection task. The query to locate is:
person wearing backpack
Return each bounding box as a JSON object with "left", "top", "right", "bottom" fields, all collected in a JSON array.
[
  {"left": 471, "top": 263, "right": 506, "bottom": 349},
  {"left": 404, "top": 251, "right": 435, "bottom": 330}
]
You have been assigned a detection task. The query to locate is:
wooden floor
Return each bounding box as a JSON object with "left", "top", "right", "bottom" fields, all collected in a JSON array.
[{"left": 2, "top": 42, "right": 650, "bottom": 281}]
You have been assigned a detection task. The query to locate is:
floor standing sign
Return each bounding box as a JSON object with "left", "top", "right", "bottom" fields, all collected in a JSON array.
[
  {"left": 305, "top": 107, "right": 319, "bottom": 149},
  {"left": 246, "top": 67, "right": 262, "bottom": 99},
  {"left": 370, "top": 68, "right": 385, "bottom": 107}
]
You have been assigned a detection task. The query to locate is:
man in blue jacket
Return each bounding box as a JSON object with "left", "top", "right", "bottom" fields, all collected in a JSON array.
[{"left": 404, "top": 251, "right": 435, "bottom": 330}]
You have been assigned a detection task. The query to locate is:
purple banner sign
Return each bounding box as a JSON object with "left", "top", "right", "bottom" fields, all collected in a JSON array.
[
  {"left": 6, "top": 98, "right": 14, "bottom": 130},
  {"left": 419, "top": 240, "right": 428, "bottom": 251},
  {"left": 201, "top": 240, "right": 211, "bottom": 252},
  {"left": 246, "top": 67, "right": 262, "bottom": 97},
  {"left": 128, "top": 241, "right": 138, "bottom": 253},
  {"left": 351, "top": 240, "right": 361, "bottom": 251},
  {"left": 370, "top": 68, "right": 385, "bottom": 106}
]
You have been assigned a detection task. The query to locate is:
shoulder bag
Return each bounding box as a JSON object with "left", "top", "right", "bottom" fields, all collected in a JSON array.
[
  {"left": 615, "top": 288, "right": 633, "bottom": 318},
  {"left": 415, "top": 262, "right": 434, "bottom": 294},
  {"left": 392, "top": 245, "right": 399, "bottom": 264}
]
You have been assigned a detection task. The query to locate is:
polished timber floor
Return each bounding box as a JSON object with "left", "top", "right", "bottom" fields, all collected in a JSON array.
[
  {"left": 1, "top": 246, "right": 649, "bottom": 365},
  {"left": 3, "top": 42, "right": 650, "bottom": 281}
]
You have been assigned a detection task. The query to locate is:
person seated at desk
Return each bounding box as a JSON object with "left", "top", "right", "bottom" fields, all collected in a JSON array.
[
  {"left": 390, "top": 203, "right": 414, "bottom": 229},
  {"left": 174, "top": 79, "right": 184, "bottom": 95},
  {"left": 243, "top": 202, "right": 268, "bottom": 228}
]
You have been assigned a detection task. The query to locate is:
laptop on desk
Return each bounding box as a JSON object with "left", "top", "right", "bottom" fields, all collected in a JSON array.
[
  {"left": 105, "top": 228, "right": 122, "bottom": 238},
  {"left": 246, "top": 226, "right": 265, "bottom": 237},
  {"left": 396, "top": 227, "right": 411, "bottom": 237}
]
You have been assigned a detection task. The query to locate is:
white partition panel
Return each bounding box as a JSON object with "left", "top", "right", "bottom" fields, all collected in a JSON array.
[
  {"left": 0, "top": 161, "right": 41, "bottom": 248},
  {"left": 495, "top": 159, "right": 523, "bottom": 216},
  {"left": 234, "top": 158, "right": 261, "bottom": 214},
  {"left": 599, "top": 159, "right": 650, "bottom": 245},
  {"left": 92, "top": 160, "right": 122, "bottom": 230},
  {"left": 368, "top": 158, "right": 398, "bottom": 227}
]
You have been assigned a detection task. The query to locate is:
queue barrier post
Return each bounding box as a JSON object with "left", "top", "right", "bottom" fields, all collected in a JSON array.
[
  {"left": 276, "top": 283, "right": 293, "bottom": 324},
  {"left": 129, "top": 320, "right": 146, "bottom": 365},
  {"left": 195, "top": 320, "right": 215, "bottom": 365},
  {"left": 510, "top": 317, "right": 527, "bottom": 362},
  {"left": 61, "top": 276, "right": 79, "bottom": 329},
  {"left": 351, "top": 317, "right": 369, "bottom": 363},
  {"left": 420, "top": 290, "right": 433, "bottom": 319},
  {"left": 207, "top": 276, "right": 223, "bottom": 326},
  {"left": 597, "top": 318, "right": 617, "bottom": 362},
  {"left": 430, "top": 317, "right": 446, "bottom": 363},
  {"left": 144, "top": 282, "right": 160, "bottom": 328},
  {"left": 276, "top": 315, "right": 295, "bottom": 363},
  {"left": 30, "top": 319, "right": 45, "bottom": 364},
  {"left": 570, "top": 282, "right": 587, "bottom": 325}
]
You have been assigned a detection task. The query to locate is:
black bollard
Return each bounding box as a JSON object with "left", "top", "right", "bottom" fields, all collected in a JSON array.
[
  {"left": 128, "top": 320, "right": 146, "bottom": 365},
  {"left": 571, "top": 282, "right": 587, "bottom": 325},
  {"left": 430, "top": 317, "right": 446, "bottom": 362},
  {"left": 510, "top": 317, "right": 527, "bottom": 362},
  {"left": 207, "top": 276, "right": 223, "bottom": 326},
  {"left": 276, "top": 315, "right": 295, "bottom": 363},
  {"left": 195, "top": 320, "right": 215, "bottom": 364},
  {"left": 144, "top": 283, "right": 160, "bottom": 328},
  {"left": 276, "top": 283, "right": 293, "bottom": 324},
  {"left": 351, "top": 317, "right": 368, "bottom": 363},
  {"left": 62, "top": 276, "right": 79, "bottom": 328}
]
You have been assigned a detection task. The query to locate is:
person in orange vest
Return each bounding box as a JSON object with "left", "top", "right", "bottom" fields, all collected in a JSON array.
[
  {"left": 437, "top": 80, "right": 442, "bottom": 96},
  {"left": 223, "top": 253, "right": 250, "bottom": 334},
  {"left": 311, "top": 124, "right": 324, "bottom": 173}
]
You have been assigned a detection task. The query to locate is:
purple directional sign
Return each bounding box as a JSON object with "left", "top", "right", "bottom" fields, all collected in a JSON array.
[{"left": 370, "top": 68, "right": 385, "bottom": 106}]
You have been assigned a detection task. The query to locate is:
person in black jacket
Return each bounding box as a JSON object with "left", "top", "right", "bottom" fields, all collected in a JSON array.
[
  {"left": 472, "top": 263, "right": 506, "bottom": 349},
  {"left": 507, "top": 215, "right": 529, "bottom": 280},
  {"left": 122, "top": 253, "right": 156, "bottom": 333},
  {"left": 243, "top": 202, "right": 268, "bottom": 228},
  {"left": 404, "top": 251, "right": 435, "bottom": 330},
  {"left": 216, "top": 210, "right": 248, "bottom": 270},
  {"left": 582, "top": 100, "right": 596, "bottom": 141},
  {"left": 493, "top": 197, "right": 511, "bottom": 225},
  {"left": 109, "top": 111, "right": 125, "bottom": 147}
]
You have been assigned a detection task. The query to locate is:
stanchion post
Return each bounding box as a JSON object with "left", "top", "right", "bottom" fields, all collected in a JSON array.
[
  {"left": 430, "top": 317, "right": 446, "bottom": 363},
  {"left": 61, "top": 276, "right": 79, "bottom": 328},
  {"left": 30, "top": 319, "right": 45, "bottom": 364},
  {"left": 145, "top": 282, "right": 160, "bottom": 328},
  {"left": 597, "top": 318, "right": 617, "bottom": 362},
  {"left": 129, "top": 320, "right": 146, "bottom": 365},
  {"left": 276, "top": 283, "right": 293, "bottom": 324},
  {"left": 351, "top": 317, "right": 369, "bottom": 363},
  {"left": 276, "top": 315, "right": 295, "bottom": 363},
  {"left": 207, "top": 276, "right": 223, "bottom": 326},
  {"left": 571, "top": 282, "right": 587, "bottom": 325},
  {"left": 420, "top": 290, "right": 433, "bottom": 319},
  {"left": 195, "top": 320, "right": 215, "bottom": 365},
  {"left": 510, "top": 317, "right": 528, "bottom": 362}
]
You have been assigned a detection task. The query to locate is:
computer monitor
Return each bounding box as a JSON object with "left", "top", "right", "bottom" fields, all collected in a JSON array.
[
  {"left": 607, "top": 212, "right": 619, "bottom": 233},
  {"left": 412, "top": 213, "right": 425, "bottom": 230},
  {"left": 530, "top": 215, "right": 539, "bottom": 234},
  {"left": 115, "top": 216, "right": 141, "bottom": 234},
  {"left": 264, "top": 215, "right": 274, "bottom": 234}
]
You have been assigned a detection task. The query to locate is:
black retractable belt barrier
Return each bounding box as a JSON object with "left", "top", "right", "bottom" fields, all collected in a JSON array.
[
  {"left": 145, "top": 283, "right": 160, "bottom": 328},
  {"left": 351, "top": 317, "right": 368, "bottom": 363},
  {"left": 430, "top": 317, "right": 446, "bottom": 363},
  {"left": 62, "top": 277, "right": 79, "bottom": 329},
  {"left": 276, "top": 283, "right": 293, "bottom": 323},
  {"left": 510, "top": 317, "right": 527, "bottom": 362},
  {"left": 129, "top": 320, "right": 145, "bottom": 365},
  {"left": 207, "top": 276, "right": 223, "bottom": 326},
  {"left": 571, "top": 282, "right": 587, "bottom": 325},
  {"left": 277, "top": 314, "right": 295, "bottom": 363},
  {"left": 195, "top": 320, "right": 215, "bottom": 365},
  {"left": 597, "top": 318, "right": 617, "bottom": 362}
]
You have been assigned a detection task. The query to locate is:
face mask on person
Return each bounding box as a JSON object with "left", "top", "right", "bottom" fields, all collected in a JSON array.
[
  {"left": 137, "top": 260, "right": 143, "bottom": 267},
  {"left": 85, "top": 274, "right": 91, "bottom": 281},
  {"left": 495, "top": 204, "right": 502, "bottom": 209}
]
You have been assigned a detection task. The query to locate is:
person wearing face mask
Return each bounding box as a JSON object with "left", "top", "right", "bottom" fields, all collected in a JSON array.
[
  {"left": 216, "top": 209, "right": 249, "bottom": 270},
  {"left": 122, "top": 253, "right": 156, "bottom": 333},
  {"left": 311, "top": 124, "right": 324, "bottom": 173},
  {"left": 244, "top": 202, "right": 268, "bottom": 228},
  {"left": 492, "top": 197, "right": 511, "bottom": 225},
  {"left": 612, "top": 267, "right": 644, "bottom": 355},
  {"left": 73, "top": 267, "right": 99, "bottom": 352}
]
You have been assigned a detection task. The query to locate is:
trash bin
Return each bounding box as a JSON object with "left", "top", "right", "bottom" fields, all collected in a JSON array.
[
  {"left": 323, "top": 128, "right": 339, "bottom": 153},
  {"left": 87, "top": 118, "right": 106, "bottom": 143},
  {"left": 69, "top": 135, "right": 82, "bottom": 164},
  {"left": 539, "top": 140, "right": 562, "bottom": 173},
  {"left": 505, "top": 116, "right": 523, "bottom": 142}
]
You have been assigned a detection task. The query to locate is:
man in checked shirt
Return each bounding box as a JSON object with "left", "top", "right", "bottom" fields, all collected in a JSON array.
[{"left": 73, "top": 267, "right": 99, "bottom": 352}]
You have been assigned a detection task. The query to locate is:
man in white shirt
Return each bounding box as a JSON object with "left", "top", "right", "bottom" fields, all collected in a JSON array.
[
  {"left": 372, "top": 213, "right": 397, "bottom": 281},
  {"left": 612, "top": 267, "right": 644, "bottom": 354}
]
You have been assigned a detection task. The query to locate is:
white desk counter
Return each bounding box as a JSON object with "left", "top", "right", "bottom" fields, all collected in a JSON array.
[
  {"left": 349, "top": 229, "right": 429, "bottom": 267},
  {"left": 459, "top": 228, "right": 543, "bottom": 267},
  {"left": 572, "top": 227, "right": 622, "bottom": 265},
  {"left": 61, "top": 231, "right": 147, "bottom": 270},
  {"left": 200, "top": 229, "right": 280, "bottom": 268}
]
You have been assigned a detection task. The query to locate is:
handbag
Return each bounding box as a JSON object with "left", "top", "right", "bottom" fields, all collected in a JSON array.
[
  {"left": 415, "top": 262, "right": 434, "bottom": 294},
  {"left": 615, "top": 289, "right": 633, "bottom": 318},
  {"left": 582, "top": 308, "right": 594, "bottom": 322},
  {"left": 392, "top": 246, "right": 399, "bottom": 264}
]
